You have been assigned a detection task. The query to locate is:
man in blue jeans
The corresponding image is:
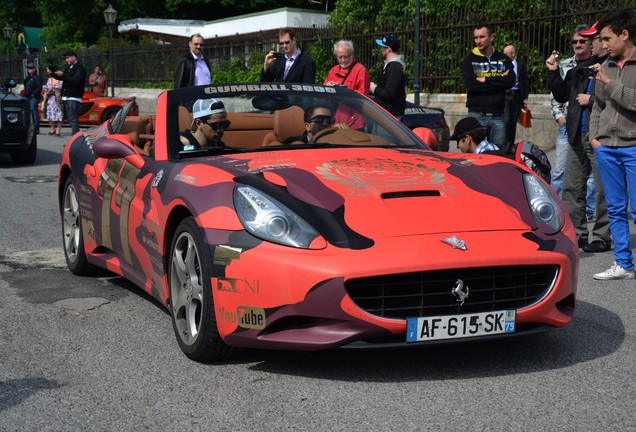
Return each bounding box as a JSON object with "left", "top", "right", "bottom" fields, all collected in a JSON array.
[
  {"left": 53, "top": 51, "right": 86, "bottom": 136},
  {"left": 461, "top": 23, "right": 516, "bottom": 148},
  {"left": 589, "top": 9, "right": 636, "bottom": 280}
]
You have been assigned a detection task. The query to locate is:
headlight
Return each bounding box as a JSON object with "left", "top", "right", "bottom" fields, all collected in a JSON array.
[
  {"left": 523, "top": 174, "right": 564, "bottom": 234},
  {"left": 233, "top": 186, "right": 322, "bottom": 249},
  {"left": 6, "top": 112, "right": 19, "bottom": 123}
]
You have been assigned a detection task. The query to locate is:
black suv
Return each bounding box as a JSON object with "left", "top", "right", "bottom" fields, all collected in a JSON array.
[{"left": 0, "top": 78, "right": 37, "bottom": 164}]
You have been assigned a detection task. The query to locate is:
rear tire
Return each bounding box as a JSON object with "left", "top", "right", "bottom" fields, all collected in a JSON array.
[
  {"left": 61, "top": 176, "right": 98, "bottom": 275},
  {"left": 169, "top": 217, "right": 237, "bottom": 361}
]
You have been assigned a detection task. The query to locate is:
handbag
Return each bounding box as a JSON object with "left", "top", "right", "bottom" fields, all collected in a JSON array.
[{"left": 518, "top": 108, "right": 532, "bottom": 128}]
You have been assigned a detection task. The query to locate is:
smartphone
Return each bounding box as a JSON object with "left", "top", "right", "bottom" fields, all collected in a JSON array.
[{"left": 272, "top": 52, "right": 283, "bottom": 59}]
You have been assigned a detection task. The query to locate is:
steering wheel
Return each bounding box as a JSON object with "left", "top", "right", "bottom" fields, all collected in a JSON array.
[{"left": 308, "top": 126, "right": 339, "bottom": 144}]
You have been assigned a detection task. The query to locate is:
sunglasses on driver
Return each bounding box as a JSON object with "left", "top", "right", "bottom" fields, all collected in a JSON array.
[{"left": 309, "top": 115, "right": 335, "bottom": 125}]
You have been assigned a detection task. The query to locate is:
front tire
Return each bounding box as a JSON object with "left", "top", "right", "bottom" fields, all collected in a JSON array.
[
  {"left": 169, "top": 217, "right": 236, "bottom": 361},
  {"left": 11, "top": 132, "right": 37, "bottom": 165},
  {"left": 61, "top": 176, "right": 98, "bottom": 275}
]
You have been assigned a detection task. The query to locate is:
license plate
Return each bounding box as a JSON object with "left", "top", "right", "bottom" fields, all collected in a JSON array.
[{"left": 406, "top": 310, "right": 516, "bottom": 342}]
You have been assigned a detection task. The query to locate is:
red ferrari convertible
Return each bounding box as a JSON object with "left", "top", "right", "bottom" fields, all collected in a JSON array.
[{"left": 58, "top": 84, "right": 578, "bottom": 362}]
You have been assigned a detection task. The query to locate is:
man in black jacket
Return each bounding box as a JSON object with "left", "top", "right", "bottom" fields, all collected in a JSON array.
[
  {"left": 53, "top": 51, "right": 86, "bottom": 136},
  {"left": 370, "top": 33, "right": 406, "bottom": 119},
  {"left": 503, "top": 45, "right": 530, "bottom": 147},
  {"left": 461, "top": 24, "right": 516, "bottom": 148},
  {"left": 261, "top": 28, "right": 316, "bottom": 84},
  {"left": 546, "top": 25, "right": 611, "bottom": 253},
  {"left": 24, "top": 62, "right": 42, "bottom": 135},
  {"left": 174, "top": 33, "right": 212, "bottom": 89}
]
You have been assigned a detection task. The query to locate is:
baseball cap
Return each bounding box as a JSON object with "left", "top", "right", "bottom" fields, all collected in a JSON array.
[
  {"left": 450, "top": 117, "right": 484, "bottom": 141},
  {"left": 26, "top": 62, "right": 36, "bottom": 68},
  {"left": 579, "top": 21, "right": 599, "bottom": 37},
  {"left": 191, "top": 98, "right": 226, "bottom": 128},
  {"left": 375, "top": 33, "right": 400, "bottom": 52},
  {"left": 62, "top": 50, "right": 77, "bottom": 57}
]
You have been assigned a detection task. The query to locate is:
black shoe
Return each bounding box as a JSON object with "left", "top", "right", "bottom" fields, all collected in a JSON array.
[
  {"left": 582, "top": 240, "right": 611, "bottom": 253},
  {"left": 578, "top": 239, "right": 588, "bottom": 249}
]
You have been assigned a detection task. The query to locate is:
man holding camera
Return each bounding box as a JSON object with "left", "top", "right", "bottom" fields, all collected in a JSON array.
[
  {"left": 261, "top": 28, "right": 316, "bottom": 84},
  {"left": 546, "top": 24, "right": 611, "bottom": 253}
]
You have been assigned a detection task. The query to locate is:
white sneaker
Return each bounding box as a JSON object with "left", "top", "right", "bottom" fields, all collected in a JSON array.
[{"left": 593, "top": 262, "right": 636, "bottom": 280}]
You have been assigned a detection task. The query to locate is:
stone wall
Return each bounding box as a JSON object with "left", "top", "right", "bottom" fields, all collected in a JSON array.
[
  {"left": 111, "top": 88, "right": 560, "bottom": 150},
  {"left": 411, "top": 93, "right": 558, "bottom": 150}
]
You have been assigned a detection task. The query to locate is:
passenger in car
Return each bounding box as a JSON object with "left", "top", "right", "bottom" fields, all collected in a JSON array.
[
  {"left": 180, "top": 98, "right": 230, "bottom": 150},
  {"left": 450, "top": 117, "right": 499, "bottom": 154}
]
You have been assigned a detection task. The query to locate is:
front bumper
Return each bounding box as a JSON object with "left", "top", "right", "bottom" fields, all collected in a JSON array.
[{"left": 212, "top": 229, "right": 578, "bottom": 350}]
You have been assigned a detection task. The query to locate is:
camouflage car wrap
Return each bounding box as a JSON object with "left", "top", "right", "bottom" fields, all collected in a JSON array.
[{"left": 59, "top": 84, "right": 578, "bottom": 360}]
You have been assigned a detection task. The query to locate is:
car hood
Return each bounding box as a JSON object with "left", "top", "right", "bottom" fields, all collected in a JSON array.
[{"left": 208, "top": 147, "right": 534, "bottom": 239}]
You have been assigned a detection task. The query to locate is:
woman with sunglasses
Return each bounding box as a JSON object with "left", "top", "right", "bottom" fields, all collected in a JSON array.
[{"left": 180, "top": 98, "right": 230, "bottom": 150}]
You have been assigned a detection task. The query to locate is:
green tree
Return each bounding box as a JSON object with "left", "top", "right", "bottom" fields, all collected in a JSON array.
[{"left": 330, "top": 0, "right": 414, "bottom": 28}]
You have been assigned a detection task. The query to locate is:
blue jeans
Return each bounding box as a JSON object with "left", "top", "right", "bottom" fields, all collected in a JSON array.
[
  {"left": 551, "top": 124, "right": 568, "bottom": 196},
  {"left": 64, "top": 100, "right": 80, "bottom": 135},
  {"left": 551, "top": 124, "right": 596, "bottom": 217},
  {"left": 594, "top": 145, "right": 636, "bottom": 271},
  {"left": 29, "top": 97, "right": 40, "bottom": 131},
  {"left": 467, "top": 111, "right": 505, "bottom": 148}
]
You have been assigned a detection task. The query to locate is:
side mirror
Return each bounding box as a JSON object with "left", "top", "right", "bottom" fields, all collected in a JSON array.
[
  {"left": 93, "top": 134, "right": 145, "bottom": 169},
  {"left": 412, "top": 127, "right": 439, "bottom": 150}
]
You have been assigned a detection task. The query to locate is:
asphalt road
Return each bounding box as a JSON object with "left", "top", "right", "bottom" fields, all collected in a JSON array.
[{"left": 0, "top": 132, "right": 634, "bottom": 431}]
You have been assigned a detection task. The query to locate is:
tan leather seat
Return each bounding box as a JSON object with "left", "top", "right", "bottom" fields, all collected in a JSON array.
[
  {"left": 261, "top": 105, "right": 305, "bottom": 146},
  {"left": 178, "top": 105, "right": 194, "bottom": 132}
]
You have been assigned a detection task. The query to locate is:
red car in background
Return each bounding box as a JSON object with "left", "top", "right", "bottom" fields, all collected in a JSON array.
[{"left": 39, "top": 91, "right": 138, "bottom": 125}]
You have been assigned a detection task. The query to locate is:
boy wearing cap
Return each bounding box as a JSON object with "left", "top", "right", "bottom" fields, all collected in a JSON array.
[
  {"left": 53, "top": 51, "right": 86, "bottom": 135},
  {"left": 450, "top": 117, "right": 499, "bottom": 154},
  {"left": 180, "top": 98, "right": 230, "bottom": 150},
  {"left": 370, "top": 33, "right": 406, "bottom": 118},
  {"left": 24, "top": 62, "right": 42, "bottom": 135}
]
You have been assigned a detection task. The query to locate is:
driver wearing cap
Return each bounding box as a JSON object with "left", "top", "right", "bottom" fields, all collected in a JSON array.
[{"left": 180, "top": 98, "right": 230, "bottom": 150}]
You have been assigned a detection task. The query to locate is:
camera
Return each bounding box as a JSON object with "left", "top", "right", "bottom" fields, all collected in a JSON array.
[
  {"left": 272, "top": 52, "right": 283, "bottom": 59},
  {"left": 553, "top": 51, "right": 560, "bottom": 60},
  {"left": 583, "top": 67, "right": 598, "bottom": 77}
]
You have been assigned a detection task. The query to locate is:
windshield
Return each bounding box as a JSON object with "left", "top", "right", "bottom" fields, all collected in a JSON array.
[{"left": 165, "top": 84, "right": 427, "bottom": 160}]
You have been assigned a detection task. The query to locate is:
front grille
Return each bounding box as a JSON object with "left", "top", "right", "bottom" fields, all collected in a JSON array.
[{"left": 345, "top": 265, "right": 558, "bottom": 319}]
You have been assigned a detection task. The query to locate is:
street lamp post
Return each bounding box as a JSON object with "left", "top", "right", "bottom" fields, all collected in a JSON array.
[
  {"left": 103, "top": 4, "right": 118, "bottom": 97},
  {"left": 413, "top": 0, "right": 421, "bottom": 106},
  {"left": 3, "top": 23, "right": 13, "bottom": 78}
]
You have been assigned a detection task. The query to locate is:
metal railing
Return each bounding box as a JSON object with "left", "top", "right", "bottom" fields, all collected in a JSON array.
[{"left": 2, "top": 1, "right": 633, "bottom": 94}]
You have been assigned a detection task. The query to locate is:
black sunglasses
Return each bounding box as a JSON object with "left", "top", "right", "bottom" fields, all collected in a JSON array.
[
  {"left": 309, "top": 115, "right": 335, "bottom": 125},
  {"left": 205, "top": 120, "right": 231, "bottom": 131}
]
